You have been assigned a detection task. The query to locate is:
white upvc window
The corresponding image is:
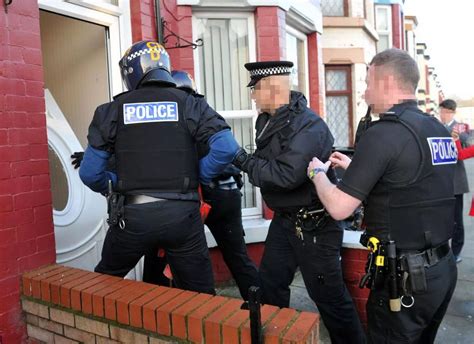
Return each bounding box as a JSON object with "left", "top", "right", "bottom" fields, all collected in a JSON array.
[
  {"left": 193, "top": 12, "right": 262, "bottom": 217},
  {"left": 65, "top": 0, "right": 122, "bottom": 15},
  {"left": 286, "top": 26, "right": 309, "bottom": 100},
  {"left": 321, "top": 0, "right": 347, "bottom": 17},
  {"left": 375, "top": 5, "right": 392, "bottom": 52}
]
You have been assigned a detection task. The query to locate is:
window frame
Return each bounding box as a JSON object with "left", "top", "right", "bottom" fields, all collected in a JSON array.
[
  {"left": 324, "top": 65, "right": 354, "bottom": 147},
  {"left": 285, "top": 25, "right": 310, "bottom": 102},
  {"left": 40, "top": 0, "right": 132, "bottom": 98},
  {"left": 375, "top": 4, "right": 393, "bottom": 52},
  {"left": 192, "top": 11, "right": 262, "bottom": 217},
  {"left": 321, "top": 0, "right": 349, "bottom": 17}
]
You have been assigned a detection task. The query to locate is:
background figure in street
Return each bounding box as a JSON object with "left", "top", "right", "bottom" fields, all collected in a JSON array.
[
  {"left": 451, "top": 127, "right": 474, "bottom": 222},
  {"left": 142, "top": 71, "right": 260, "bottom": 300},
  {"left": 79, "top": 41, "right": 242, "bottom": 294},
  {"left": 440, "top": 99, "right": 469, "bottom": 263},
  {"left": 308, "top": 49, "right": 457, "bottom": 343},
  {"left": 232, "top": 61, "right": 365, "bottom": 344}
]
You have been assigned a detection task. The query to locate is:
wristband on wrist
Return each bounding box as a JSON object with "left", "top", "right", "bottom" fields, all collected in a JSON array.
[{"left": 309, "top": 167, "right": 327, "bottom": 179}]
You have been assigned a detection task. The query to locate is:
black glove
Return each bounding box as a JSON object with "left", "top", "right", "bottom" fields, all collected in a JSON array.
[
  {"left": 234, "top": 173, "right": 244, "bottom": 189},
  {"left": 233, "top": 148, "right": 251, "bottom": 172},
  {"left": 71, "top": 151, "right": 84, "bottom": 169}
]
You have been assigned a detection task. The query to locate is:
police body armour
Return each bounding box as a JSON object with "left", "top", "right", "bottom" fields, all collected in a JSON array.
[
  {"left": 114, "top": 87, "right": 199, "bottom": 194},
  {"left": 364, "top": 108, "right": 456, "bottom": 250}
]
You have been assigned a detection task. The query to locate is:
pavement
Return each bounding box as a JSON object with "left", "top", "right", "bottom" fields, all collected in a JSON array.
[{"left": 217, "top": 158, "right": 474, "bottom": 343}]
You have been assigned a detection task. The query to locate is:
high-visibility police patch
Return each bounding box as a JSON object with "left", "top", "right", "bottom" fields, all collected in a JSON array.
[
  {"left": 123, "top": 102, "right": 178, "bottom": 125},
  {"left": 427, "top": 137, "right": 457, "bottom": 165}
]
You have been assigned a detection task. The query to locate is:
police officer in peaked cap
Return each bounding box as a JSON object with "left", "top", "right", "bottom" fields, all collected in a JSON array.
[
  {"left": 308, "top": 49, "right": 457, "bottom": 342},
  {"left": 232, "top": 61, "right": 366, "bottom": 343},
  {"left": 142, "top": 70, "right": 260, "bottom": 300},
  {"left": 79, "top": 41, "right": 242, "bottom": 294}
]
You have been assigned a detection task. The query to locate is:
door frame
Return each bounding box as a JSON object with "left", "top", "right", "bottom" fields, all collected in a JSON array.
[{"left": 38, "top": 0, "right": 132, "bottom": 98}]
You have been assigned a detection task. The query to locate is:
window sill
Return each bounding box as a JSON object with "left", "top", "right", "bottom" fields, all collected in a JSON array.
[
  {"left": 205, "top": 217, "right": 271, "bottom": 247},
  {"left": 342, "top": 229, "right": 366, "bottom": 249},
  {"left": 205, "top": 216, "right": 365, "bottom": 250}
]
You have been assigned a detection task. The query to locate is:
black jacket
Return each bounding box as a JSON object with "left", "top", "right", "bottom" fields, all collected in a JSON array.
[
  {"left": 86, "top": 85, "right": 230, "bottom": 200},
  {"left": 245, "top": 91, "right": 335, "bottom": 212}
]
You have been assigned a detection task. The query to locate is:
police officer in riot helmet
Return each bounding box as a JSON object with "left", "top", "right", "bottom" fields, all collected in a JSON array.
[
  {"left": 143, "top": 70, "right": 260, "bottom": 300},
  {"left": 308, "top": 48, "right": 457, "bottom": 343},
  {"left": 79, "top": 41, "right": 242, "bottom": 294},
  {"left": 232, "top": 61, "right": 365, "bottom": 343}
]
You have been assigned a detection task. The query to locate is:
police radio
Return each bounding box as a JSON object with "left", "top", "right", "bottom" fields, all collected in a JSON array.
[{"left": 354, "top": 106, "right": 372, "bottom": 147}]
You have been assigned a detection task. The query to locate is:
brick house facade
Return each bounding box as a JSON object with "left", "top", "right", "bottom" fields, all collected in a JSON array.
[{"left": 0, "top": 1, "right": 329, "bottom": 342}]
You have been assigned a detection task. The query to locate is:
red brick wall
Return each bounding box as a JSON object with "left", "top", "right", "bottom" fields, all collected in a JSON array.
[
  {"left": 130, "top": 1, "right": 195, "bottom": 77},
  {"left": 308, "top": 32, "right": 325, "bottom": 116},
  {"left": 130, "top": 0, "right": 158, "bottom": 42},
  {"left": 22, "top": 265, "right": 320, "bottom": 343},
  {"left": 341, "top": 247, "right": 369, "bottom": 326},
  {"left": 0, "top": 1, "right": 56, "bottom": 343},
  {"left": 160, "top": 2, "right": 195, "bottom": 76},
  {"left": 255, "top": 7, "right": 286, "bottom": 61},
  {"left": 209, "top": 243, "right": 264, "bottom": 284},
  {"left": 255, "top": 6, "right": 287, "bottom": 219},
  {"left": 391, "top": 4, "right": 403, "bottom": 49}
]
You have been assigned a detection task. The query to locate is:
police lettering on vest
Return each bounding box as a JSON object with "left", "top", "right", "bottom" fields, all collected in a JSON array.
[
  {"left": 427, "top": 137, "right": 458, "bottom": 165},
  {"left": 123, "top": 101, "right": 178, "bottom": 124}
]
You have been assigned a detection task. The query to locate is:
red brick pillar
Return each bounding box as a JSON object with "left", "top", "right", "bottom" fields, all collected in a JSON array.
[
  {"left": 307, "top": 32, "right": 325, "bottom": 116},
  {"left": 0, "top": 0, "right": 56, "bottom": 342},
  {"left": 160, "top": 3, "right": 194, "bottom": 76},
  {"left": 130, "top": 1, "right": 195, "bottom": 78},
  {"left": 130, "top": 0, "right": 158, "bottom": 42},
  {"left": 391, "top": 4, "right": 403, "bottom": 49},
  {"left": 255, "top": 7, "right": 286, "bottom": 61},
  {"left": 255, "top": 6, "right": 287, "bottom": 219}
]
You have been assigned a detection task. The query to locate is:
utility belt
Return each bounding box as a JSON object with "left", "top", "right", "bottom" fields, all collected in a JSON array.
[
  {"left": 359, "top": 231, "right": 451, "bottom": 312},
  {"left": 278, "top": 205, "right": 330, "bottom": 241},
  {"left": 106, "top": 179, "right": 168, "bottom": 230}
]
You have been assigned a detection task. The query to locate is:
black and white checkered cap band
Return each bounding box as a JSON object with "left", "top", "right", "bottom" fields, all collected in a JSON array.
[
  {"left": 127, "top": 48, "right": 169, "bottom": 61},
  {"left": 249, "top": 66, "right": 292, "bottom": 77}
]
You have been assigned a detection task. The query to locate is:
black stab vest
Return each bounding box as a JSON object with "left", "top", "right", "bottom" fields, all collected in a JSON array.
[
  {"left": 114, "top": 86, "right": 199, "bottom": 194},
  {"left": 364, "top": 108, "right": 456, "bottom": 250}
]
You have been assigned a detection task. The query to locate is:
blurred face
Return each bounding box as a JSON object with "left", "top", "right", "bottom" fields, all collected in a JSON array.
[
  {"left": 439, "top": 108, "right": 455, "bottom": 124},
  {"left": 250, "top": 75, "right": 291, "bottom": 114},
  {"left": 364, "top": 65, "right": 398, "bottom": 115}
]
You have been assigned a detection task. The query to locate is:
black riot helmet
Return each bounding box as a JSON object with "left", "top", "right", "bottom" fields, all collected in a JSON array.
[
  {"left": 119, "top": 41, "right": 176, "bottom": 90},
  {"left": 171, "top": 70, "right": 197, "bottom": 93}
]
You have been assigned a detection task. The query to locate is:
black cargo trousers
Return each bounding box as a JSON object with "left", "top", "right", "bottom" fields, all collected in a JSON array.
[
  {"left": 259, "top": 213, "right": 366, "bottom": 344},
  {"left": 95, "top": 199, "right": 215, "bottom": 294},
  {"left": 366, "top": 250, "right": 457, "bottom": 343}
]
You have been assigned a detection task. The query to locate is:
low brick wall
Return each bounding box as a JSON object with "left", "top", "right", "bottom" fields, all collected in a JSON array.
[
  {"left": 21, "top": 265, "right": 319, "bottom": 343},
  {"left": 341, "top": 247, "right": 370, "bottom": 326}
]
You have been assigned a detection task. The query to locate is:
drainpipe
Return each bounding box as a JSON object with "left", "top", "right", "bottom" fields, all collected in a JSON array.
[{"left": 154, "top": 0, "right": 164, "bottom": 44}]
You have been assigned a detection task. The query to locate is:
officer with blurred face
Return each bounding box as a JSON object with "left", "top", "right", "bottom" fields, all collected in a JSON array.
[
  {"left": 79, "top": 41, "right": 241, "bottom": 294},
  {"left": 232, "top": 61, "right": 365, "bottom": 344},
  {"left": 142, "top": 71, "right": 259, "bottom": 299},
  {"left": 309, "top": 49, "right": 457, "bottom": 343}
]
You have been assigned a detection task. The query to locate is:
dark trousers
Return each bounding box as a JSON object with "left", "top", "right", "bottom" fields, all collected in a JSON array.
[
  {"left": 95, "top": 200, "right": 215, "bottom": 294},
  {"left": 259, "top": 214, "right": 366, "bottom": 344},
  {"left": 142, "top": 251, "right": 172, "bottom": 287},
  {"left": 142, "top": 187, "right": 259, "bottom": 299},
  {"left": 452, "top": 194, "right": 465, "bottom": 257},
  {"left": 201, "top": 186, "right": 259, "bottom": 300},
  {"left": 367, "top": 251, "right": 457, "bottom": 343}
]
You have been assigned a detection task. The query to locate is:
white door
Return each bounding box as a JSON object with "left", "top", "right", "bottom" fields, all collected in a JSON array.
[
  {"left": 39, "top": 2, "right": 139, "bottom": 277},
  {"left": 46, "top": 89, "right": 108, "bottom": 270}
]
